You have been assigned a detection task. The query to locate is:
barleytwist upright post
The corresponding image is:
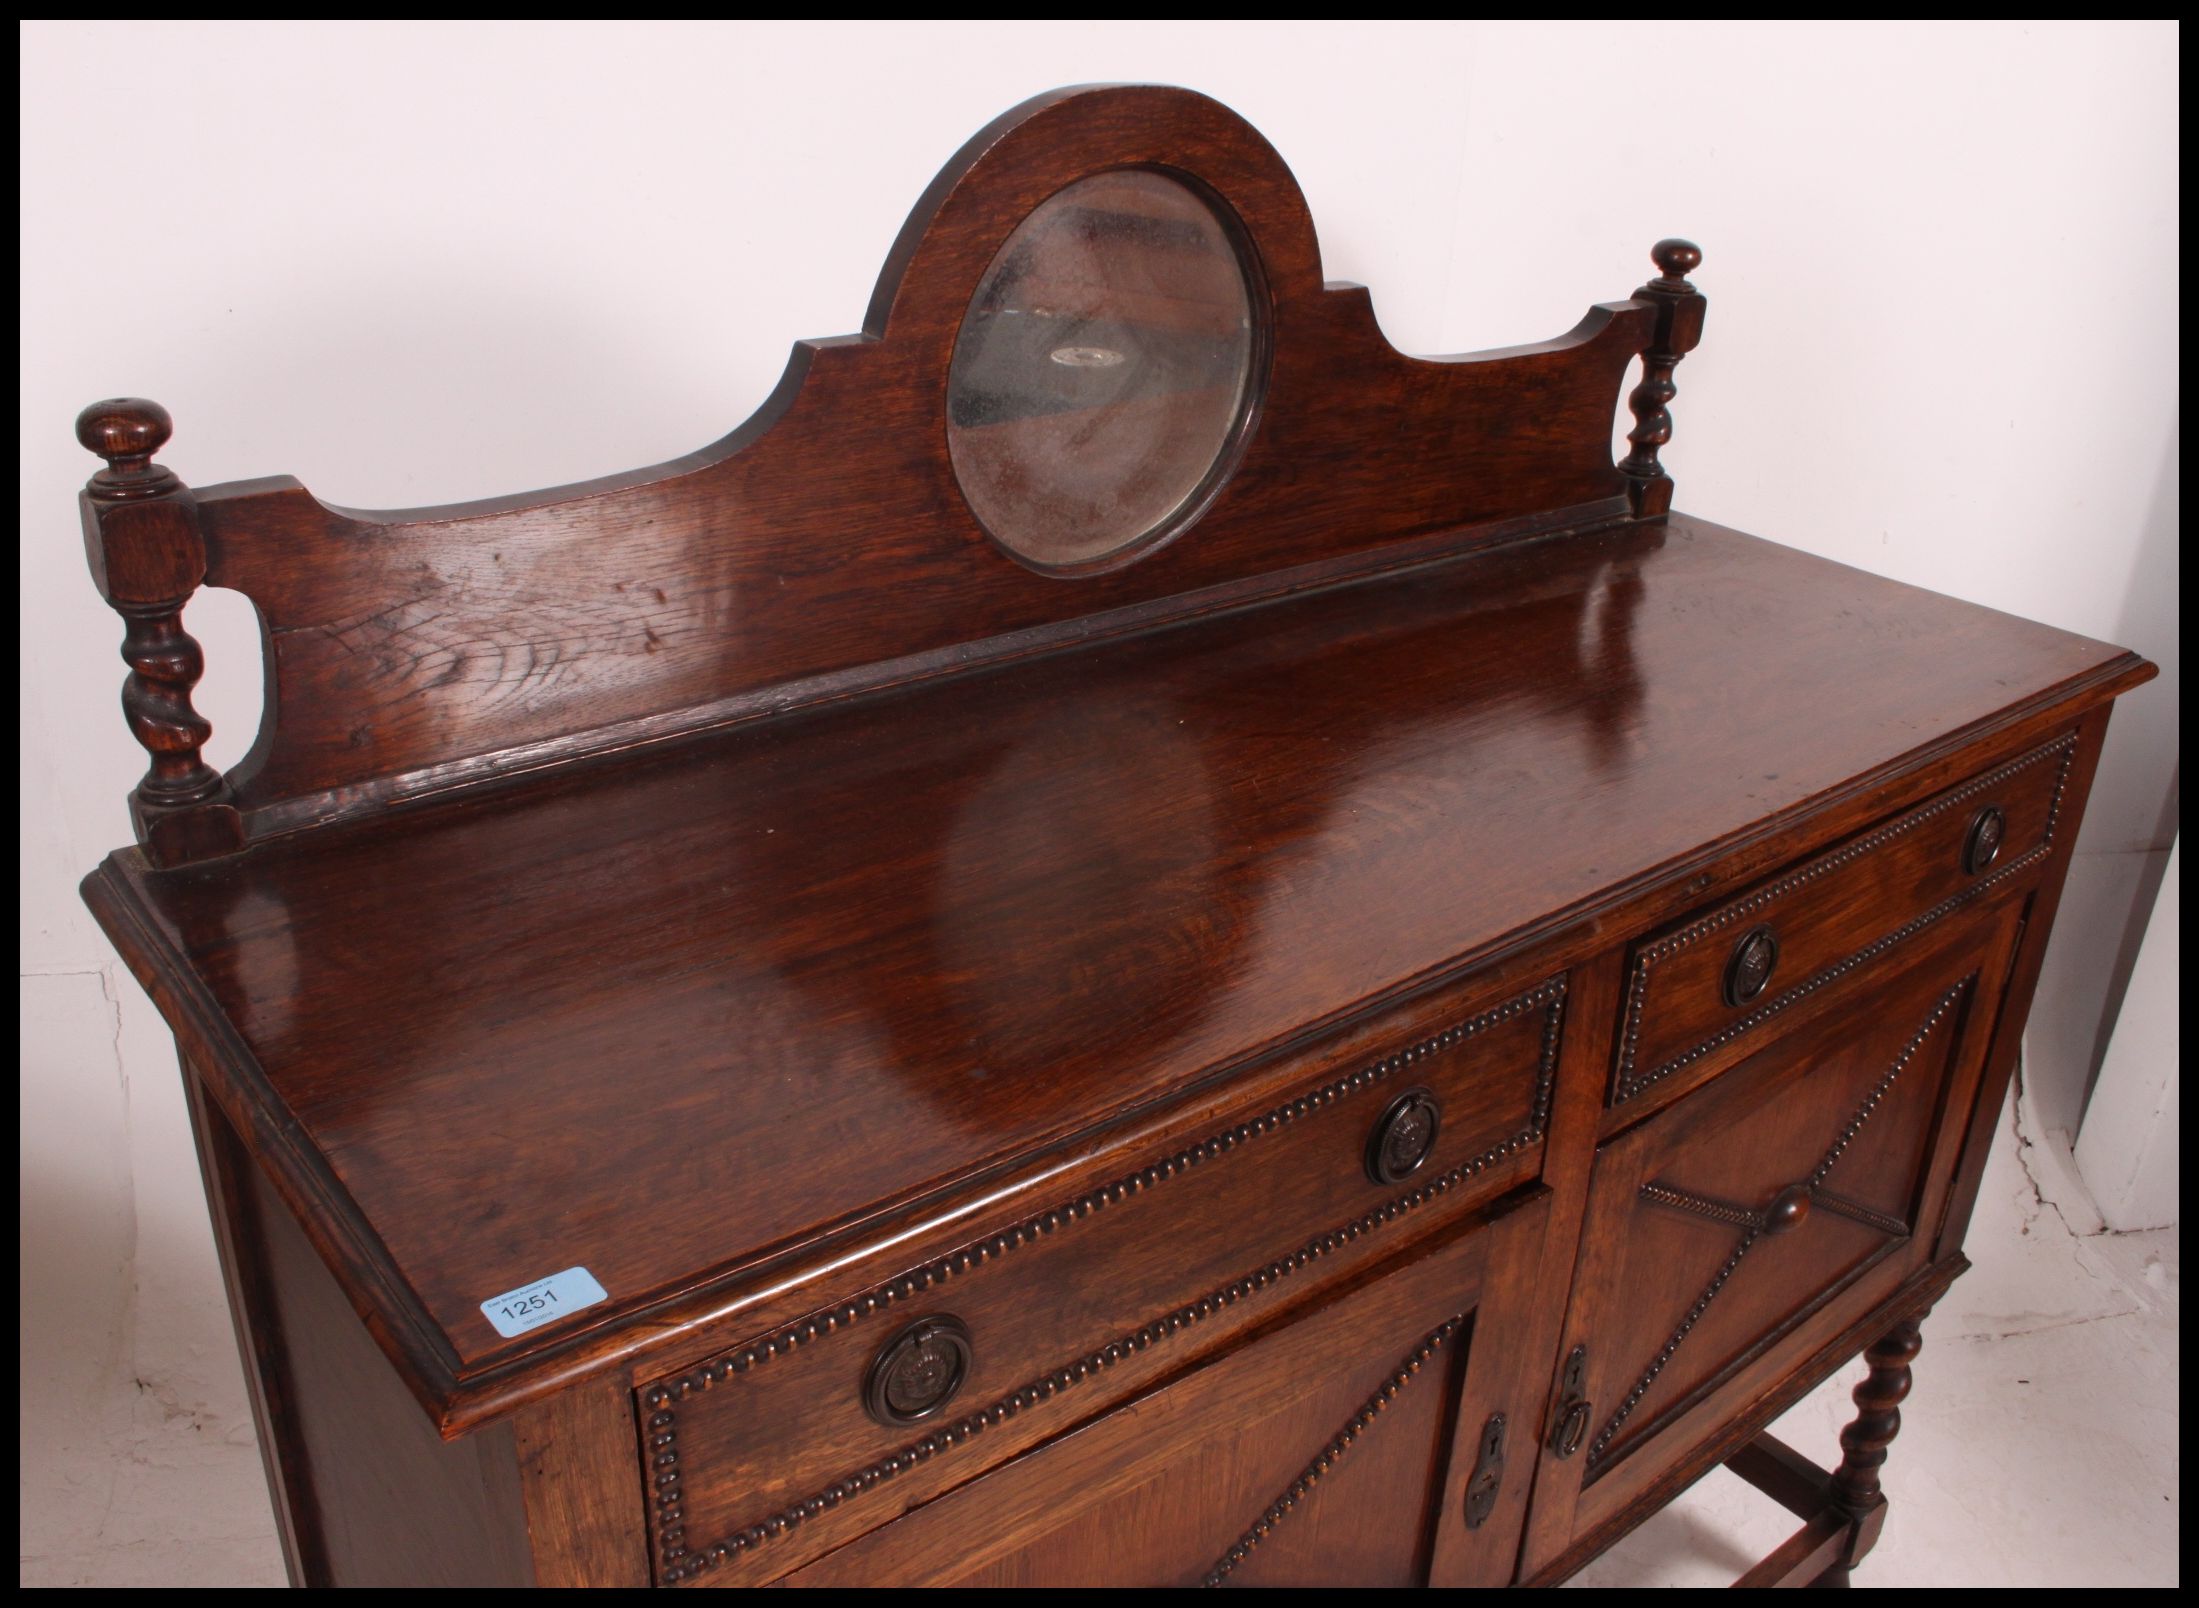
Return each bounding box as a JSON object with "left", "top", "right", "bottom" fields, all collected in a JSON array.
[
  {"left": 1617, "top": 239, "right": 1706, "bottom": 518},
  {"left": 1831, "top": 1316, "right": 1921, "bottom": 1514},
  {"left": 76, "top": 398, "right": 243, "bottom": 865},
  {"left": 1820, "top": 1314, "right": 1925, "bottom": 1584}
]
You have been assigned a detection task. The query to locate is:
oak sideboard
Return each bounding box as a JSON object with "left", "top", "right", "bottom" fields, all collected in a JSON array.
[{"left": 73, "top": 85, "right": 2153, "bottom": 1587}]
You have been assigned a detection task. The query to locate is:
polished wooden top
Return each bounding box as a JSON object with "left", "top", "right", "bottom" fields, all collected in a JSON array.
[{"left": 86, "top": 512, "right": 2145, "bottom": 1421}]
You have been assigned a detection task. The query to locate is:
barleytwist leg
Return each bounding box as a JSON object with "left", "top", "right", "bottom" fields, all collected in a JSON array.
[{"left": 1819, "top": 1316, "right": 1924, "bottom": 1585}]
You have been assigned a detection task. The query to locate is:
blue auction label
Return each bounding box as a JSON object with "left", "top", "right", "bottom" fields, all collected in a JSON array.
[{"left": 479, "top": 1266, "right": 608, "bottom": 1339}]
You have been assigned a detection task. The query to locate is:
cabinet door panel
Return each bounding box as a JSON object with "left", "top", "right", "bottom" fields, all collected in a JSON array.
[
  {"left": 1586, "top": 926, "right": 2000, "bottom": 1480},
  {"left": 777, "top": 1189, "right": 1550, "bottom": 1588},
  {"left": 1519, "top": 903, "right": 2019, "bottom": 1576}
]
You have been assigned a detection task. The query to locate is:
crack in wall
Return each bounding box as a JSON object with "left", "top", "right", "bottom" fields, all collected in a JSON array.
[
  {"left": 21, "top": 959, "right": 173, "bottom": 1556},
  {"left": 2007, "top": 1054, "right": 2148, "bottom": 1242},
  {"left": 102, "top": 961, "right": 142, "bottom": 1558}
]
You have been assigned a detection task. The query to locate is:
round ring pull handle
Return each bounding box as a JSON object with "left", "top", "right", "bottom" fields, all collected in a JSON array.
[
  {"left": 1365, "top": 1086, "right": 1444, "bottom": 1186},
  {"left": 863, "top": 1315, "right": 973, "bottom": 1427},
  {"left": 1722, "top": 924, "right": 1781, "bottom": 1009},
  {"left": 1962, "top": 805, "right": 2007, "bottom": 876}
]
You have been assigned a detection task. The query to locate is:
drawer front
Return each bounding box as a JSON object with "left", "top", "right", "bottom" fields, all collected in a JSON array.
[
  {"left": 640, "top": 972, "right": 1567, "bottom": 1586},
  {"left": 1569, "top": 907, "right": 2011, "bottom": 1487},
  {"left": 1611, "top": 733, "right": 2074, "bottom": 1109},
  {"left": 777, "top": 1191, "right": 1546, "bottom": 1589}
]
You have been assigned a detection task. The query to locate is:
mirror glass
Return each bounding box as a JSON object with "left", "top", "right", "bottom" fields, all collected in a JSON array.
[{"left": 947, "top": 170, "right": 1257, "bottom": 570}]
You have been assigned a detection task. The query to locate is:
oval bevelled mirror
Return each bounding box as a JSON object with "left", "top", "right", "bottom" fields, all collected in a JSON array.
[{"left": 946, "top": 169, "right": 1260, "bottom": 572}]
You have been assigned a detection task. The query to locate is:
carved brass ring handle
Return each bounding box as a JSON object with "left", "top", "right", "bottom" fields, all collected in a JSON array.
[
  {"left": 1722, "top": 924, "right": 1780, "bottom": 1008},
  {"left": 1963, "top": 805, "right": 2007, "bottom": 876},
  {"left": 863, "top": 1315, "right": 973, "bottom": 1427},
  {"left": 1365, "top": 1086, "right": 1444, "bottom": 1185}
]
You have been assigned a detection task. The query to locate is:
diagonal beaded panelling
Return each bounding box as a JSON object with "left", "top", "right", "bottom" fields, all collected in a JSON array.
[
  {"left": 1200, "top": 1316, "right": 1464, "bottom": 1585},
  {"left": 1611, "top": 735, "right": 2073, "bottom": 1104},
  {"left": 1637, "top": 1180, "right": 1760, "bottom": 1230},
  {"left": 1813, "top": 1190, "right": 1912, "bottom": 1239},
  {"left": 641, "top": 975, "right": 1567, "bottom": 1584},
  {"left": 1587, "top": 976, "right": 1971, "bottom": 1470}
]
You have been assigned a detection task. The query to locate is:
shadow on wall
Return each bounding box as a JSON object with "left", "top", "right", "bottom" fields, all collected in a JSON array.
[
  {"left": 2065, "top": 413, "right": 2181, "bottom": 1136},
  {"left": 20, "top": 1135, "right": 137, "bottom": 1429}
]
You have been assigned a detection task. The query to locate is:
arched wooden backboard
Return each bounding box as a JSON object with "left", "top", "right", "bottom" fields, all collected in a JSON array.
[{"left": 77, "top": 84, "right": 1702, "bottom": 858}]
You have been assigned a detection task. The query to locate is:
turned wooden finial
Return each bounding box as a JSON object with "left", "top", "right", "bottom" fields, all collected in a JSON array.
[
  {"left": 1618, "top": 239, "right": 1707, "bottom": 519},
  {"left": 1647, "top": 237, "right": 1702, "bottom": 287},
  {"left": 78, "top": 397, "right": 181, "bottom": 494},
  {"left": 74, "top": 398, "right": 243, "bottom": 865}
]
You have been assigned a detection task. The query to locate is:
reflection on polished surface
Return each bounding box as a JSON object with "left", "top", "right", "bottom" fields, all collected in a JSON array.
[
  {"left": 136, "top": 515, "right": 2120, "bottom": 1362},
  {"left": 934, "top": 706, "right": 1240, "bottom": 1081}
]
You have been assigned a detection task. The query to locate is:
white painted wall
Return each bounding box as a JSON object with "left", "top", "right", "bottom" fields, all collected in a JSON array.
[
  {"left": 2077, "top": 840, "right": 2180, "bottom": 1231},
  {"left": 19, "top": 21, "right": 2179, "bottom": 1579},
  {"left": 1430, "top": 22, "right": 2183, "bottom": 1151}
]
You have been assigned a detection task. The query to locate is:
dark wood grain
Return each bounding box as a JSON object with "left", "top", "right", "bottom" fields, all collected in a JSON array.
[
  {"left": 511, "top": 1378, "right": 652, "bottom": 1587},
  {"left": 1519, "top": 904, "right": 2020, "bottom": 1579},
  {"left": 1724, "top": 1430, "right": 1834, "bottom": 1521},
  {"left": 242, "top": 1128, "right": 537, "bottom": 1586},
  {"left": 1519, "top": 1253, "right": 1970, "bottom": 1587},
  {"left": 61, "top": 81, "right": 2160, "bottom": 1593},
  {"left": 1616, "top": 240, "right": 1706, "bottom": 519},
  {"left": 1932, "top": 704, "right": 2117, "bottom": 1259},
  {"left": 104, "top": 86, "right": 1657, "bottom": 839},
  {"left": 1426, "top": 950, "right": 1627, "bottom": 1587},
  {"left": 1732, "top": 1506, "right": 1850, "bottom": 1589},
  {"left": 1723, "top": 1326, "right": 1933, "bottom": 1589},
  {"left": 73, "top": 399, "right": 243, "bottom": 864},
  {"left": 1581, "top": 956, "right": 1976, "bottom": 1479},
  {"left": 181, "top": 1065, "right": 324, "bottom": 1585},
  {"left": 640, "top": 976, "right": 1559, "bottom": 1584},
  {"left": 83, "top": 513, "right": 2147, "bottom": 1431},
  {"left": 773, "top": 1197, "right": 1529, "bottom": 1588},
  {"left": 1609, "top": 734, "right": 2074, "bottom": 1113},
  {"left": 1832, "top": 1319, "right": 1924, "bottom": 1513}
]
